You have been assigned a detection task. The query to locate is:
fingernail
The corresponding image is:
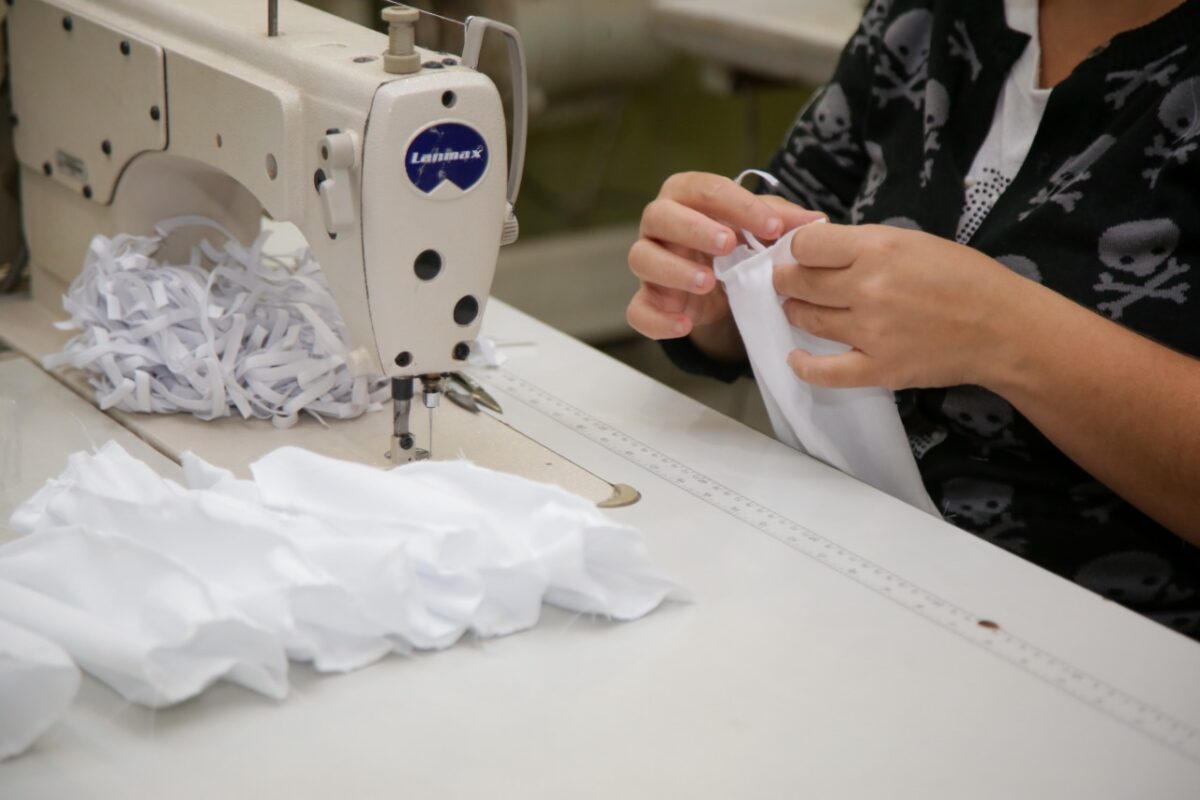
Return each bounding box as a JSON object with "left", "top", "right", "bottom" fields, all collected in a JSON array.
[
  {"left": 766, "top": 218, "right": 784, "bottom": 237},
  {"left": 713, "top": 231, "right": 730, "bottom": 251},
  {"left": 674, "top": 320, "right": 688, "bottom": 336},
  {"left": 693, "top": 271, "right": 708, "bottom": 289}
]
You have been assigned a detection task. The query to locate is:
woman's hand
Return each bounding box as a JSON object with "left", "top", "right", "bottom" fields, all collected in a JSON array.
[
  {"left": 627, "top": 172, "right": 825, "bottom": 362},
  {"left": 772, "top": 221, "right": 1200, "bottom": 543},
  {"left": 774, "top": 223, "right": 1038, "bottom": 391}
]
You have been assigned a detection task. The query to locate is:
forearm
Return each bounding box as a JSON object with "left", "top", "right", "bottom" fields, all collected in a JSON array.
[{"left": 984, "top": 281, "right": 1200, "bottom": 544}]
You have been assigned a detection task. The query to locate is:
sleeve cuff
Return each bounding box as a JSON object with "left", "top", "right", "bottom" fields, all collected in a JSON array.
[{"left": 659, "top": 336, "right": 750, "bottom": 384}]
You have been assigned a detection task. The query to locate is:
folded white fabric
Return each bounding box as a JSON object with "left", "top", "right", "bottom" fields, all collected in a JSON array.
[
  {"left": 715, "top": 171, "right": 937, "bottom": 514},
  {"left": 0, "top": 443, "right": 677, "bottom": 707},
  {"left": 43, "top": 217, "right": 390, "bottom": 428},
  {"left": 0, "top": 617, "right": 80, "bottom": 761}
]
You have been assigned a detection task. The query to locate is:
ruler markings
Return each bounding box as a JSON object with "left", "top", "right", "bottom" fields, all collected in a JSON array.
[{"left": 486, "top": 368, "right": 1200, "bottom": 765}]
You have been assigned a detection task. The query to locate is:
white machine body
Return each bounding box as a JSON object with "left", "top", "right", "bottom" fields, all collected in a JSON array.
[{"left": 7, "top": 0, "right": 523, "bottom": 379}]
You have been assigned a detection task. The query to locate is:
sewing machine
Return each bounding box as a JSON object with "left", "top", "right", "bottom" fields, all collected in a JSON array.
[
  {"left": 6, "top": 0, "right": 527, "bottom": 460},
  {"left": 2, "top": 2, "right": 1200, "bottom": 796}
]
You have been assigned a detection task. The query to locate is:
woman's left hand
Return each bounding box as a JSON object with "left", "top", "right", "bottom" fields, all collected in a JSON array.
[{"left": 774, "top": 223, "right": 1037, "bottom": 391}]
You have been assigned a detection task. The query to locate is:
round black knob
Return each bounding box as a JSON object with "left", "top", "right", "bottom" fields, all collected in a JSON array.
[{"left": 453, "top": 296, "right": 480, "bottom": 326}]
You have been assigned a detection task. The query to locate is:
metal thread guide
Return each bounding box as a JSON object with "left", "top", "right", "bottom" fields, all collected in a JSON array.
[{"left": 383, "top": 1, "right": 468, "bottom": 29}]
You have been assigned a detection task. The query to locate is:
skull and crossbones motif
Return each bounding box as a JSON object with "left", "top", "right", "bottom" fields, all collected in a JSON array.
[
  {"left": 1018, "top": 135, "right": 1116, "bottom": 221},
  {"left": 849, "top": 0, "right": 891, "bottom": 58},
  {"left": 947, "top": 20, "right": 981, "bottom": 82},
  {"left": 1104, "top": 45, "right": 1187, "bottom": 109},
  {"left": 940, "top": 386, "right": 1026, "bottom": 457},
  {"left": 779, "top": 151, "right": 849, "bottom": 220},
  {"left": 850, "top": 141, "right": 887, "bottom": 223},
  {"left": 1068, "top": 481, "right": 1123, "bottom": 526},
  {"left": 872, "top": 9, "right": 934, "bottom": 110},
  {"left": 1076, "top": 551, "right": 1194, "bottom": 607},
  {"left": 940, "top": 478, "right": 1028, "bottom": 554},
  {"left": 1093, "top": 218, "right": 1191, "bottom": 320},
  {"left": 790, "top": 84, "right": 862, "bottom": 169},
  {"left": 1143, "top": 77, "right": 1200, "bottom": 188},
  {"left": 920, "top": 79, "right": 950, "bottom": 187}
]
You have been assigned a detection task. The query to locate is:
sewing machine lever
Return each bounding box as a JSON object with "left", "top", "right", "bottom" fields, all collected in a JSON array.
[{"left": 316, "top": 130, "right": 359, "bottom": 234}]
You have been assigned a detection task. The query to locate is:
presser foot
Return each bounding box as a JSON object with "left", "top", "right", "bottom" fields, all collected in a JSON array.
[{"left": 387, "top": 436, "right": 430, "bottom": 464}]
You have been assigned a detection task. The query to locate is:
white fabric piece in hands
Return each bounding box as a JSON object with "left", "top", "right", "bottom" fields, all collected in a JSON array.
[
  {"left": 715, "top": 173, "right": 937, "bottom": 514},
  {"left": 43, "top": 216, "right": 390, "bottom": 429},
  {"left": 2, "top": 442, "right": 678, "bottom": 707},
  {"left": 0, "top": 617, "right": 80, "bottom": 761}
]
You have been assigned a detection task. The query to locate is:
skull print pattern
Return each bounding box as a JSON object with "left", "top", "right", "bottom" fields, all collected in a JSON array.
[
  {"left": 849, "top": 0, "right": 891, "bottom": 59},
  {"left": 1143, "top": 77, "right": 1200, "bottom": 188},
  {"left": 1104, "top": 46, "right": 1188, "bottom": 110},
  {"left": 788, "top": 84, "right": 862, "bottom": 169},
  {"left": 850, "top": 141, "right": 887, "bottom": 223},
  {"left": 1019, "top": 135, "right": 1117, "bottom": 221},
  {"left": 872, "top": 9, "right": 934, "bottom": 110},
  {"left": 920, "top": 79, "right": 950, "bottom": 186},
  {"left": 1093, "top": 218, "right": 1191, "bottom": 320}
]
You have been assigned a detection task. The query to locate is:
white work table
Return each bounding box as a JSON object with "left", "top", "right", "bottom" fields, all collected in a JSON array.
[
  {"left": 2, "top": 296, "right": 1199, "bottom": 798},
  {"left": 652, "top": 0, "right": 863, "bottom": 84}
]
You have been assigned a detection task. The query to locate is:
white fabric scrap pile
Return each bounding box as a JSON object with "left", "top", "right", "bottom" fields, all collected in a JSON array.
[
  {"left": 0, "top": 443, "right": 677, "bottom": 726},
  {"left": 44, "top": 217, "right": 390, "bottom": 428}
]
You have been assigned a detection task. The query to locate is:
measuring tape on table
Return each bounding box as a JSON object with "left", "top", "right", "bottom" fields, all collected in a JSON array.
[{"left": 484, "top": 367, "right": 1200, "bottom": 765}]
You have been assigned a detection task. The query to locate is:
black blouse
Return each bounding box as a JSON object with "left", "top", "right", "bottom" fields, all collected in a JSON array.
[{"left": 663, "top": 0, "right": 1200, "bottom": 641}]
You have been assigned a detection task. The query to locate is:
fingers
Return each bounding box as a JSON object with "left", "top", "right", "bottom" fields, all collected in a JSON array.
[
  {"left": 789, "top": 222, "right": 863, "bottom": 268},
  {"left": 760, "top": 195, "right": 828, "bottom": 232},
  {"left": 629, "top": 239, "right": 717, "bottom": 293},
  {"left": 661, "top": 172, "right": 784, "bottom": 242},
  {"left": 626, "top": 287, "right": 691, "bottom": 340},
  {"left": 774, "top": 265, "right": 852, "bottom": 308},
  {"left": 783, "top": 299, "right": 854, "bottom": 343},
  {"left": 787, "top": 348, "right": 878, "bottom": 388},
  {"left": 640, "top": 199, "right": 736, "bottom": 258}
]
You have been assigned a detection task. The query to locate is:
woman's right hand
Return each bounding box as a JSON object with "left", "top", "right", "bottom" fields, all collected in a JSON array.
[{"left": 625, "top": 172, "right": 825, "bottom": 360}]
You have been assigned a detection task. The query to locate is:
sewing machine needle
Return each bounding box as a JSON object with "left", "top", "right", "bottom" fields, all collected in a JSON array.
[{"left": 428, "top": 411, "right": 434, "bottom": 459}]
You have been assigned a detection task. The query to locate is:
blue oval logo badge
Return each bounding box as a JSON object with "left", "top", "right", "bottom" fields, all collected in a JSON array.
[{"left": 406, "top": 123, "right": 489, "bottom": 195}]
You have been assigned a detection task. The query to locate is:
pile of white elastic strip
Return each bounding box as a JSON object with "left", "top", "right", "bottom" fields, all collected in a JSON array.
[
  {"left": 44, "top": 217, "right": 390, "bottom": 428},
  {"left": 0, "top": 443, "right": 677, "bottom": 727}
]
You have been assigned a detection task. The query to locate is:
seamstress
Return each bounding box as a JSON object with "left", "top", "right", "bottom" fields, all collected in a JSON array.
[{"left": 626, "top": 0, "right": 1200, "bottom": 639}]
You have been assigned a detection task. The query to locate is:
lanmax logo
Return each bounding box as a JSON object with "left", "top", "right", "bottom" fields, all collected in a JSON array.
[{"left": 405, "top": 123, "right": 489, "bottom": 195}]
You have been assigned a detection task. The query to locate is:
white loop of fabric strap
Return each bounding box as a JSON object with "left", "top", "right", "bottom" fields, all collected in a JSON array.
[
  {"left": 44, "top": 218, "right": 391, "bottom": 428},
  {"left": 733, "top": 168, "right": 783, "bottom": 252}
]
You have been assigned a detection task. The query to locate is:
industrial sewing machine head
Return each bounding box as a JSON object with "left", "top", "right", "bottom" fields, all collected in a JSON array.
[{"left": 5, "top": 0, "right": 526, "bottom": 461}]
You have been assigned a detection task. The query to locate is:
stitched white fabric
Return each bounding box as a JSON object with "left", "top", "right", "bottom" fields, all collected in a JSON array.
[
  {"left": 0, "top": 617, "right": 80, "bottom": 762},
  {"left": 0, "top": 442, "right": 678, "bottom": 708},
  {"left": 716, "top": 172, "right": 937, "bottom": 514},
  {"left": 44, "top": 218, "right": 390, "bottom": 428}
]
